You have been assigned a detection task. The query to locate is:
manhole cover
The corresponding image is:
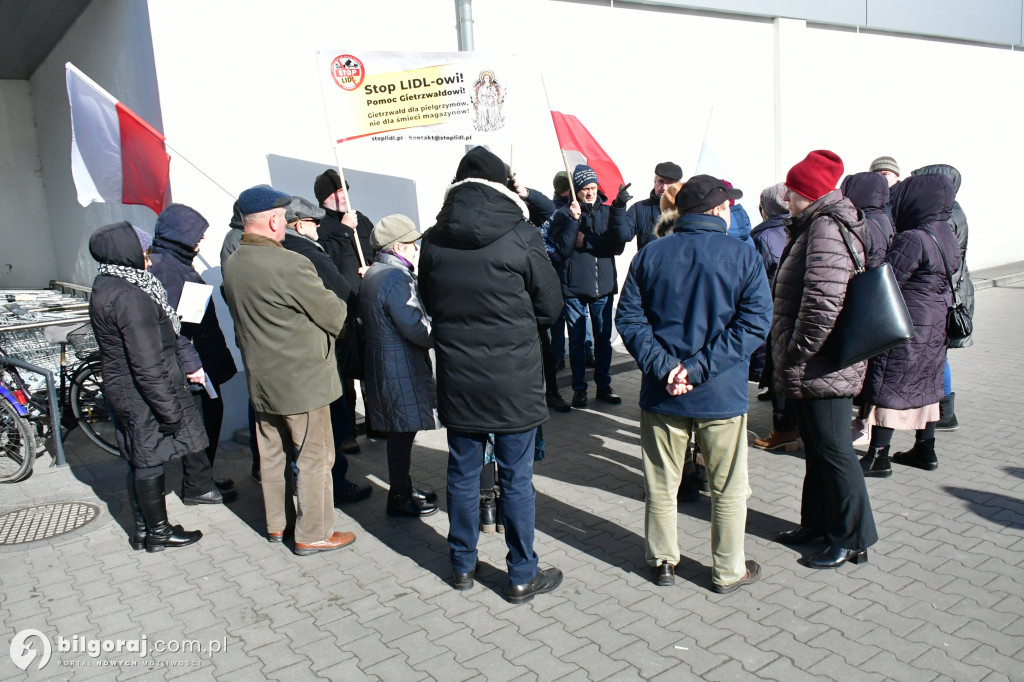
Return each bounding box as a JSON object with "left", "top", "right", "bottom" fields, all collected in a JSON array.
[{"left": 0, "top": 502, "right": 100, "bottom": 545}]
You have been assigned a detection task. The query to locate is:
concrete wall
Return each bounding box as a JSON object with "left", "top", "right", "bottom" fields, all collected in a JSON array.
[
  {"left": 29, "top": 0, "right": 162, "bottom": 288},
  {"left": 0, "top": 80, "right": 56, "bottom": 288}
]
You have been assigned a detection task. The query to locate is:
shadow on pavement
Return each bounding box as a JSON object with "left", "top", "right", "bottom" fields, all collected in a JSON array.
[{"left": 943, "top": 485, "right": 1024, "bottom": 528}]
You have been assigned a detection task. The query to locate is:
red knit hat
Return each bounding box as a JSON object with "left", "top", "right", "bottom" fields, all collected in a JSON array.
[{"left": 785, "top": 150, "right": 844, "bottom": 201}]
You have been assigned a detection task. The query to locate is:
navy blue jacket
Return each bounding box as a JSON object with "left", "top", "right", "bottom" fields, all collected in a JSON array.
[
  {"left": 626, "top": 191, "right": 662, "bottom": 249},
  {"left": 750, "top": 213, "right": 789, "bottom": 283},
  {"left": 550, "top": 190, "right": 630, "bottom": 299},
  {"left": 615, "top": 213, "right": 772, "bottom": 419}
]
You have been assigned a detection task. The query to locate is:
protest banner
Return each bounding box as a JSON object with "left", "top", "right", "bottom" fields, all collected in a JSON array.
[{"left": 315, "top": 51, "right": 513, "bottom": 145}]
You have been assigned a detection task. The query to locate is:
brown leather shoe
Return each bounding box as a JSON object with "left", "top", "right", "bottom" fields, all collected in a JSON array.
[
  {"left": 712, "top": 560, "right": 762, "bottom": 594},
  {"left": 752, "top": 430, "right": 800, "bottom": 452},
  {"left": 267, "top": 530, "right": 284, "bottom": 543},
  {"left": 294, "top": 531, "right": 356, "bottom": 556}
]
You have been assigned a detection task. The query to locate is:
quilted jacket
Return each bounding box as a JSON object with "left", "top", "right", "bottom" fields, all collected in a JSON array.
[
  {"left": 863, "top": 174, "right": 959, "bottom": 410},
  {"left": 359, "top": 252, "right": 439, "bottom": 433},
  {"left": 770, "top": 190, "right": 868, "bottom": 399}
]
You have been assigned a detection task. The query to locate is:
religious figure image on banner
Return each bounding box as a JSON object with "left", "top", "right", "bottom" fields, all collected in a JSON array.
[{"left": 471, "top": 71, "right": 504, "bottom": 132}]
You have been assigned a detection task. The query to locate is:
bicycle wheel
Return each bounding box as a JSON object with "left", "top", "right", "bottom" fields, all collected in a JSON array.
[
  {"left": 0, "top": 398, "right": 35, "bottom": 482},
  {"left": 70, "top": 362, "right": 119, "bottom": 455}
]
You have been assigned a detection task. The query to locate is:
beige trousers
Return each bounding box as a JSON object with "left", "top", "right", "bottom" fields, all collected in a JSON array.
[
  {"left": 255, "top": 406, "right": 335, "bottom": 545},
  {"left": 640, "top": 411, "right": 752, "bottom": 586}
]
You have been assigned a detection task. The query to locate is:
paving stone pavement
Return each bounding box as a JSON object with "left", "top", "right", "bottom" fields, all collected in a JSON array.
[{"left": 2, "top": 281, "right": 1023, "bottom": 680}]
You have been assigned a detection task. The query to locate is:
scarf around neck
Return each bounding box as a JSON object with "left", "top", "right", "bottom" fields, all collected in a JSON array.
[{"left": 98, "top": 264, "right": 181, "bottom": 334}]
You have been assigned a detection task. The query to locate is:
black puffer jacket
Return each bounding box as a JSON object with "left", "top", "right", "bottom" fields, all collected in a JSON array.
[
  {"left": 420, "top": 179, "right": 563, "bottom": 433},
  {"left": 149, "top": 204, "right": 237, "bottom": 386},
  {"left": 771, "top": 191, "right": 869, "bottom": 399},
  {"left": 88, "top": 222, "right": 208, "bottom": 469},
  {"left": 359, "top": 252, "right": 439, "bottom": 433},
  {"left": 549, "top": 191, "right": 630, "bottom": 299},
  {"left": 840, "top": 172, "right": 895, "bottom": 268},
  {"left": 864, "top": 174, "right": 960, "bottom": 410},
  {"left": 911, "top": 164, "right": 974, "bottom": 347}
]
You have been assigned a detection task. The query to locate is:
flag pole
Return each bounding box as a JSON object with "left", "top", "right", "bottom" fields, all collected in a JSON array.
[
  {"left": 540, "top": 77, "right": 575, "bottom": 197},
  {"left": 162, "top": 142, "right": 236, "bottom": 201},
  {"left": 332, "top": 143, "right": 366, "bottom": 268}
]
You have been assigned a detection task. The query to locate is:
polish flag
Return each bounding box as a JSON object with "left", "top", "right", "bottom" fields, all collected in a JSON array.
[
  {"left": 66, "top": 63, "right": 170, "bottom": 214},
  {"left": 550, "top": 111, "right": 624, "bottom": 203}
]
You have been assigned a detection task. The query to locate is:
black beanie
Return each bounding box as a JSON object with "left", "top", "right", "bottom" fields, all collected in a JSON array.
[
  {"left": 313, "top": 169, "right": 349, "bottom": 204},
  {"left": 455, "top": 146, "right": 507, "bottom": 184}
]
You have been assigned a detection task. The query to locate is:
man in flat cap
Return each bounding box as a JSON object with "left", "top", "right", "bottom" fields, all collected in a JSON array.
[
  {"left": 626, "top": 161, "right": 684, "bottom": 250},
  {"left": 615, "top": 175, "right": 772, "bottom": 593},
  {"left": 222, "top": 185, "right": 356, "bottom": 555}
]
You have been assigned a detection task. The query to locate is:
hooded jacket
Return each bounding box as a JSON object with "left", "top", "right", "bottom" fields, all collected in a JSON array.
[
  {"left": 616, "top": 212, "right": 772, "bottom": 418},
  {"left": 550, "top": 190, "right": 630, "bottom": 299},
  {"left": 750, "top": 213, "right": 789, "bottom": 283},
  {"left": 864, "top": 174, "right": 960, "bottom": 410},
  {"left": 840, "top": 172, "right": 895, "bottom": 268},
  {"left": 149, "top": 204, "right": 237, "bottom": 386},
  {"left": 727, "top": 203, "right": 755, "bottom": 248},
  {"left": 88, "top": 222, "right": 208, "bottom": 469},
  {"left": 419, "top": 179, "right": 563, "bottom": 433},
  {"left": 911, "top": 164, "right": 974, "bottom": 347},
  {"left": 770, "top": 191, "right": 869, "bottom": 399}
]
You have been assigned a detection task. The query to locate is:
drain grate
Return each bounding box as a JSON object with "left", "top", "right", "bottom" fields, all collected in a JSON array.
[{"left": 0, "top": 502, "right": 100, "bottom": 545}]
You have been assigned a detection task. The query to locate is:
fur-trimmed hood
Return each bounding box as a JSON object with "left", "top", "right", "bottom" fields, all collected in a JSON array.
[
  {"left": 431, "top": 178, "right": 531, "bottom": 249},
  {"left": 653, "top": 209, "right": 679, "bottom": 240}
]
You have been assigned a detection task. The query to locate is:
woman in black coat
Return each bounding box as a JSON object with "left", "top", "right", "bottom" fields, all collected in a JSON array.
[
  {"left": 360, "top": 216, "right": 440, "bottom": 517},
  {"left": 859, "top": 174, "right": 961, "bottom": 476},
  {"left": 149, "top": 203, "right": 238, "bottom": 500},
  {"left": 89, "top": 222, "right": 207, "bottom": 552}
]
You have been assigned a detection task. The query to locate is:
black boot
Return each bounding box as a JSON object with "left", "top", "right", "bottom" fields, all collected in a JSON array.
[
  {"left": 937, "top": 393, "right": 958, "bottom": 431},
  {"left": 386, "top": 489, "right": 438, "bottom": 517},
  {"left": 859, "top": 445, "right": 892, "bottom": 478},
  {"left": 134, "top": 474, "right": 202, "bottom": 553},
  {"left": 893, "top": 438, "right": 938, "bottom": 471},
  {"left": 480, "top": 490, "right": 497, "bottom": 533},
  {"left": 126, "top": 471, "right": 146, "bottom": 551}
]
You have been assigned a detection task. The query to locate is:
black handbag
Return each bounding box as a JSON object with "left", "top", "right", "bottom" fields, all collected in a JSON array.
[
  {"left": 824, "top": 218, "right": 914, "bottom": 368},
  {"left": 922, "top": 229, "right": 973, "bottom": 344}
]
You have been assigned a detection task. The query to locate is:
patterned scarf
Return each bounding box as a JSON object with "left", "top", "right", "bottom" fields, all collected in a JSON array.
[{"left": 98, "top": 264, "right": 181, "bottom": 334}]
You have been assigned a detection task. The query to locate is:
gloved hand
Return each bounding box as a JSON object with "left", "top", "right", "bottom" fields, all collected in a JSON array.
[
  {"left": 158, "top": 420, "right": 182, "bottom": 437},
  {"left": 612, "top": 183, "right": 632, "bottom": 209}
]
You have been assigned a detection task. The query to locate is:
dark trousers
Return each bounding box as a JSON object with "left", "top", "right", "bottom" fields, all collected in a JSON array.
[
  {"left": 181, "top": 393, "right": 214, "bottom": 496},
  {"left": 328, "top": 396, "right": 351, "bottom": 487},
  {"left": 387, "top": 431, "right": 416, "bottom": 494},
  {"left": 792, "top": 397, "right": 878, "bottom": 550},
  {"left": 539, "top": 326, "right": 558, "bottom": 395},
  {"left": 447, "top": 428, "right": 539, "bottom": 585},
  {"left": 565, "top": 295, "right": 613, "bottom": 392},
  {"left": 199, "top": 389, "right": 223, "bottom": 465}
]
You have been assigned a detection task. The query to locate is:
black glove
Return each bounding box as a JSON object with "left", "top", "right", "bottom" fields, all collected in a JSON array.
[
  {"left": 612, "top": 183, "right": 632, "bottom": 209},
  {"left": 158, "top": 420, "right": 182, "bottom": 437}
]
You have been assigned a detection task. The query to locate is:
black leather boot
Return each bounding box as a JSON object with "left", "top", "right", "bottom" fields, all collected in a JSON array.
[
  {"left": 937, "top": 393, "right": 958, "bottom": 431},
  {"left": 859, "top": 445, "right": 892, "bottom": 478},
  {"left": 134, "top": 474, "right": 202, "bottom": 553},
  {"left": 893, "top": 438, "right": 938, "bottom": 471},
  {"left": 480, "top": 490, "right": 497, "bottom": 532},
  {"left": 126, "top": 471, "right": 146, "bottom": 551},
  {"left": 386, "top": 489, "right": 438, "bottom": 517}
]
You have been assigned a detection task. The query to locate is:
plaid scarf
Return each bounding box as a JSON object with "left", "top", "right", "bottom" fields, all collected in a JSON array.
[{"left": 98, "top": 264, "right": 181, "bottom": 334}]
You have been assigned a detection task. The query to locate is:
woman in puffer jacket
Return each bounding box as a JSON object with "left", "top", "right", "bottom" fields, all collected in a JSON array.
[
  {"left": 359, "top": 215, "right": 440, "bottom": 518},
  {"left": 88, "top": 222, "right": 207, "bottom": 552},
  {"left": 770, "top": 151, "right": 878, "bottom": 570},
  {"left": 858, "top": 174, "right": 960, "bottom": 477}
]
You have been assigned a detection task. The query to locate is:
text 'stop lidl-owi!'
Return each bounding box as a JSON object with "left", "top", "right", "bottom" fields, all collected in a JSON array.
[{"left": 317, "top": 51, "right": 513, "bottom": 145}]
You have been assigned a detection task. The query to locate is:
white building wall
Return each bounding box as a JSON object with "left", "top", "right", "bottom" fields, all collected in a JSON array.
[
  {"left": 0, "top": 80, "right": 56, "bottom": 288},
  {"left": 29, "top": 0, "right": 163, "bottom": 287}
]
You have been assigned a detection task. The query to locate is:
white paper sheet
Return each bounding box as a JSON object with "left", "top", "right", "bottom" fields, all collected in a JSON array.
[{"left": 177, "top": 282, "right": 213, "bottom": 324}]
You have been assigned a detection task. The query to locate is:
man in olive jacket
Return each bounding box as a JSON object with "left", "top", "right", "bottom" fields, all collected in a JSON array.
[{"left": 222, "top": 185, "right": 355, "bottom": 556}]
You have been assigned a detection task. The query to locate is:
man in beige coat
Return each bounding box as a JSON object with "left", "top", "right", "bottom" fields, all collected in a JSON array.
[{"left": 223, "top": 184, "right": 355, "bottom": 555}]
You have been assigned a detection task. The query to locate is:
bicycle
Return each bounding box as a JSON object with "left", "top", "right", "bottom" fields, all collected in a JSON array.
[{"left": 1, "top": 321, "right": 117, "bottom": 482}]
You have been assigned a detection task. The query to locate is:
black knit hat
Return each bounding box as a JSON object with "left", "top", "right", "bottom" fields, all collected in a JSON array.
[
  {"left": 313, "top": 168, "right": 350, "bottom": 204},
  {"left": 455, "top": 146, "right": 508, "bottom": 184}
]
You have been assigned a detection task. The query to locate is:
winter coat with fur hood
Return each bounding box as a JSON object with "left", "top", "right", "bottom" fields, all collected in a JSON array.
[
  {"left": 419, "top": 179, "right": 563, "bottom": 434},
  {"left": 770, "top": 190, "right": 869, "bottom": 399}
]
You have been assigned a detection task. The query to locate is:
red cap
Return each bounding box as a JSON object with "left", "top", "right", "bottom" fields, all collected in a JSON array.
[{"left": 785, "top": 150, "right": 844, "bottom": 201}]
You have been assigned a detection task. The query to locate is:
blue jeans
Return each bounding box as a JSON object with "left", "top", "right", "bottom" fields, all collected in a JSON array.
[
  {"left": 564, "top": 295, "right": 613, "bottom": 392},
  {"left": 943, "top": 356, "right": 952, "bottom": 396},
  {"left": 447, "top": 429, "right": 538, "bottom": 585},
  {"left": 550, "top": 307, "right": 592, "bottom": 363}
]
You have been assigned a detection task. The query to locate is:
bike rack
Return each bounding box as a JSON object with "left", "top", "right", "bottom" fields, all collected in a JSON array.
[{"left": 0, "top": 353, "right": 67, "bottom": 467}]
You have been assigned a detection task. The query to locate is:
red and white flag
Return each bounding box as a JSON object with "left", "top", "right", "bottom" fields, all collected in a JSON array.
[
  {"left": 65, "top": 63, "right": 170, "bottom": 214},
  {"left": 549, "top": 111, "right": 624, "bottom": 202}
]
